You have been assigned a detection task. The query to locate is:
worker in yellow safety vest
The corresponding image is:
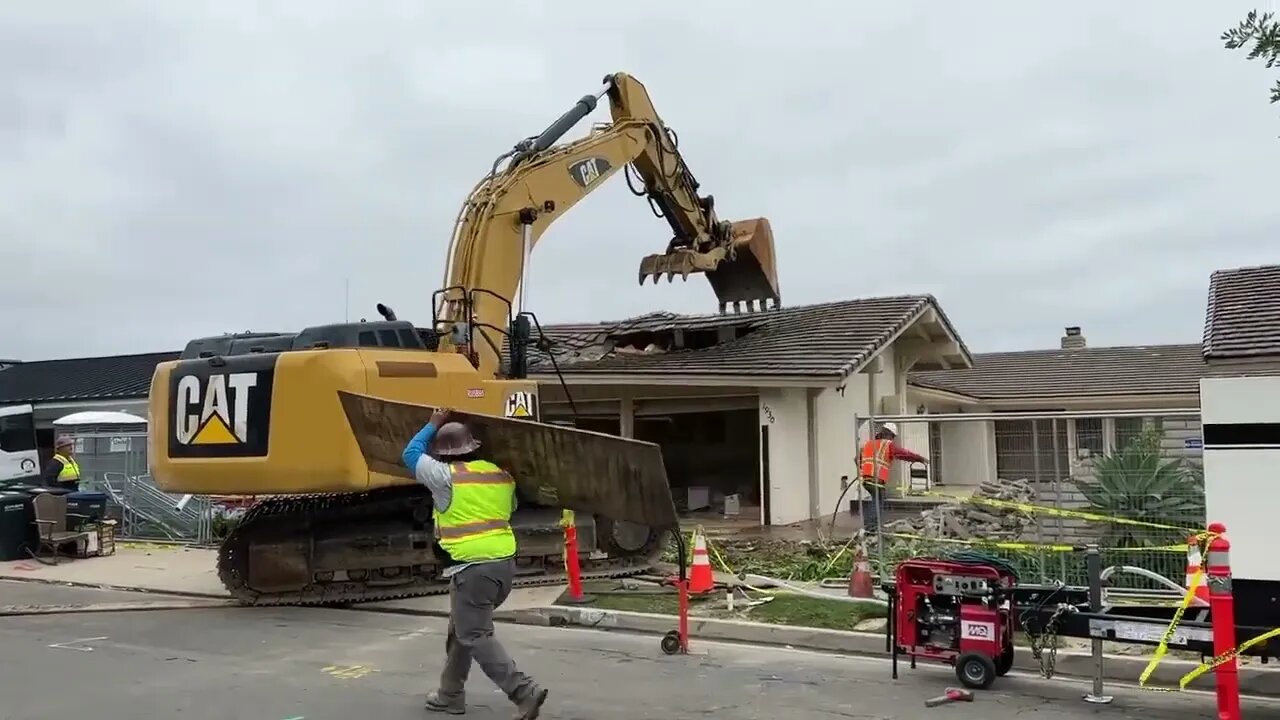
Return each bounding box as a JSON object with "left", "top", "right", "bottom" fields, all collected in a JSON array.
[
  {"left": 858, "top": 422, "right": 927, "bottom": 536},
  {"left": 402, "top": 407, "right": 548, "bottom": 720},
  {"left": 42, "top": 434, "right": 82, "bottom": 491}
]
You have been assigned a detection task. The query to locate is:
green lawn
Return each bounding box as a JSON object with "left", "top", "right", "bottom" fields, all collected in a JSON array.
[{"left": 558, "top": 587, "right": 886, "bottom": 632}]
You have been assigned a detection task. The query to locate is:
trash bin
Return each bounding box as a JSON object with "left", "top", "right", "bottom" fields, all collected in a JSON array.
[
  {"left": 24, "top": 486, "right": 72, "bottom": 499},
  {"left": 66, "top": 492, "right": 109, "bottom": 531},
  {"left": 0, "top": 491, "right": 33, "bottom": 561}
]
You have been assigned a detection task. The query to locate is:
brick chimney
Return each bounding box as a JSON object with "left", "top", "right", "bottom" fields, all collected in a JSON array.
[{"left": 1061, "top": 326, "right": 1086, "bottom": 350}]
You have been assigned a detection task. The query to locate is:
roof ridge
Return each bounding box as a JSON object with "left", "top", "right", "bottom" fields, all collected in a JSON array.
[
  {"left": 541, "top": 293, "right": 937, "bottom": 330},
  {"left": 1210, "top": 262, "right": 1280, "bottom": 278},
  {"left": 961, "top": 342, "right": 1202, "bottom": 359}
]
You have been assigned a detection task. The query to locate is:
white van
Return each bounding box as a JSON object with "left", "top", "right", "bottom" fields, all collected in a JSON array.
[{"left": 0, "top": 404, "right": 40, "bottom": 482}]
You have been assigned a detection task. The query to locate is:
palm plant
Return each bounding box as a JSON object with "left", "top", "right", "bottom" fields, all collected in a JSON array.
[{"left": 1074, "top": 428, "right": 1205, "bottom": 548}]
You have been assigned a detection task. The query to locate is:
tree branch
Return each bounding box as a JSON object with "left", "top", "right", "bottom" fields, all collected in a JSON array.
[{"left": 1222, "top": 10, "right": 1280, "bottom": 105}]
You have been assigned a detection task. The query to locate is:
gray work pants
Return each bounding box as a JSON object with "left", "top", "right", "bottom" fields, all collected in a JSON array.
[
  {"left": 861, "top": 482, "right": 884, "bottom": 536},
  {"left": 438, "top": 558, "right": 536, "bottom": 702}
]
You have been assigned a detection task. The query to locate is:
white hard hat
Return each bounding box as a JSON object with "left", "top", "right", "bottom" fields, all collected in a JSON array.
[{"left": 879, "top": 422, "right": 898, "bottom": 436}]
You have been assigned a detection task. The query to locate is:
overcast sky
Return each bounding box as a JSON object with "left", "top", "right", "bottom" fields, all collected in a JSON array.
[{"left": 2, "top": 2, "right": 1277, "bottom": 361}]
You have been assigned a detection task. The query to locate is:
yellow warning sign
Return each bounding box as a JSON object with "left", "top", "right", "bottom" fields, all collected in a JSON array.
[{"left": 191, "top": 414, "right": 237, "bottom": 445}]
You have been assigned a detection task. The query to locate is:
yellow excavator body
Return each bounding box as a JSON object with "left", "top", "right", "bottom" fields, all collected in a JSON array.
[{"left": 149, "top": 348, "right": 537, "bottom": 496}]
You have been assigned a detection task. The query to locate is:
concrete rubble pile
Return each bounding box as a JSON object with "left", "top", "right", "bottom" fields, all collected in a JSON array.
[{"left": 883, "top": 478, "right": 1038, "bottom": 541}]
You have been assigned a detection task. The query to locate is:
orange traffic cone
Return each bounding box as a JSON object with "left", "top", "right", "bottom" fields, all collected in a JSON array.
[
  {"left": 848, "top": 545, "right": 874, "bottom": 599},
  {"left": 688, "top": 528, "right": 715, "bottom": 594},
  {"left": 1185, "top": 534, "right": 1210, "bottom": 603}
]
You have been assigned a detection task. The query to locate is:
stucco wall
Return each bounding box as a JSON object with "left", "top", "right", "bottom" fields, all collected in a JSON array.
[{"left": 758, "top": 388, "right": 810, "bottom": 525}]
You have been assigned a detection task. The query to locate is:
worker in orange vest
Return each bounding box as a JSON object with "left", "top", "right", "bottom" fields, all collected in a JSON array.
[{"left": 858, "top": 422, "right": 927, "bottom": 535}]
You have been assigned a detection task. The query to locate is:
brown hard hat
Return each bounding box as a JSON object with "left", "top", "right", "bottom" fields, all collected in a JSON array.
[
  {"left": 431, "top": 422, "right": 481, "bottom": 457},
  {"left": 55, "top": 434, "right": 74, "bottom": 449}
]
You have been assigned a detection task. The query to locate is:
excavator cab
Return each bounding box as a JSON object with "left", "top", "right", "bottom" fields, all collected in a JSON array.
[{"left": 638, "top": 217, "right": 781, "bottom": 313}]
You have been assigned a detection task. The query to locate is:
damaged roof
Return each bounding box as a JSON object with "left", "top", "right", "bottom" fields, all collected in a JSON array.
[
  {"left": 525, "top": 294, "right": 972, "bottom": 379},
  {"left": 910, "top": 343, "right": 1205, "bottom": 399},
  {"left": 1202, "top": 263, "right": 1280, "bottom": 360}
]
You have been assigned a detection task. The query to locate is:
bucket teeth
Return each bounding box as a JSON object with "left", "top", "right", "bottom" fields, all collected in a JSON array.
[{"left": 638, "top": 252, "right": 696, "bottom": 286}]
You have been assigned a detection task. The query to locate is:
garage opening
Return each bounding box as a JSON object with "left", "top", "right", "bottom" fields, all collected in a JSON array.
[{"left": 634, "top": 409, "right": 761, "bottom": 526}]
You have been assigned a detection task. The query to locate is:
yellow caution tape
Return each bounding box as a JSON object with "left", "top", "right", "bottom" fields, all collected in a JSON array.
[
  {"left": 884, "top": 532, "right": 1185, "bottom": 554},
  {"left": 695, "top": 527, "right": 775, "bottom": 595},
  {"left": 1131, "top": 531, "right": 1280, "bottom": 693},
  {"left": 1179, "top": 626, "right": 1280, "bottom": 686},
  {"left": 920, "top": 492, "right": 1202, "bottom": 534}
]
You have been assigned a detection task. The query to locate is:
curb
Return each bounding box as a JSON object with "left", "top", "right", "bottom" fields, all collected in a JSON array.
[
  {"left": 0, "top": 599, "right": 239, "bottom": 616},
  {"left": 0, "top": 573, "right": 229, "bottom": 601},
  {"left": 510, "top": 605, "right": 1280, "bottom": 697}
]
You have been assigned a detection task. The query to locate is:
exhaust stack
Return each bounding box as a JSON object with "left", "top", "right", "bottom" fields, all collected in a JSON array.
[{"left": 637, "top": 217, "right": 781, "bottom": 313}]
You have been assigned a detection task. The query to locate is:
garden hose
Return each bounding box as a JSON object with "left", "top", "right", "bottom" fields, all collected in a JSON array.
[{"left": 923, "top": 548, "right": 1022, "bottom": 584}]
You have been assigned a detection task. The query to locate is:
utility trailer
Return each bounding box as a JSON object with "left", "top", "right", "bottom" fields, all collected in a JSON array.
[{"left": 887, "top": 375, "right": 1280, "bottom": 673}]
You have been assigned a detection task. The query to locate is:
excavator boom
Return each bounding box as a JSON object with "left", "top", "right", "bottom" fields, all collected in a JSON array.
[{"left": 440, "top": 72, "right": 781, "bottom": 376}]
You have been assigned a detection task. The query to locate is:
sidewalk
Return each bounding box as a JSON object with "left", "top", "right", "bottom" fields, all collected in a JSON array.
[
  {"left": 3, "top": 547, "right": 1276, "bottom": 697},
  {"left": 0, "top": 545, "right": 227, "bottom": 598},
  {"left": 0, "top": 547, "right": 562, "bottom": 613}
]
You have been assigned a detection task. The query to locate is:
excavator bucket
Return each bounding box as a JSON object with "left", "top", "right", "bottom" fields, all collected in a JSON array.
[
  {"left": 338, "top": 391, "right": 681, "bottom": 530},
  {"left": 638, "top": 217, "right": 782, "bottom": 311}
]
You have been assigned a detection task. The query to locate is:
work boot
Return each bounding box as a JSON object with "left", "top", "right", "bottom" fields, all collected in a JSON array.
[
  {"left": 425, "top": 690, "right": 465, "bottom": 715},
  {"left": 512, "top": 686, "right": 548, "bottom": 720}
]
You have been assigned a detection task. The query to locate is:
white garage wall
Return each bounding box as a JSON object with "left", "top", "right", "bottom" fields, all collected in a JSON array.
[{"left": 758, "top": 388, "right": 809, "bottom": 525}]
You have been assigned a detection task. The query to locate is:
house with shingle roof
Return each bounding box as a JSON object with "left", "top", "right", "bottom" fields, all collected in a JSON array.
[
  {"left": 522, "top": 294, "right": 973, "bottom": 525},
  {"left": 903, "top": 329, "right": 1205, "bottom": 490}
]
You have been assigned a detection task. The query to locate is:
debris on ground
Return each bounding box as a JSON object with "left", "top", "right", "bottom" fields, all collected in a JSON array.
[{"left": 884, "top": 479, "right": 1037, "bottom": 542}]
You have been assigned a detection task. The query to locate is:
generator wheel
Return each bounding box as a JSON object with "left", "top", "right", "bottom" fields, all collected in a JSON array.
[
  {"left": 995, "top": 645, "right": 1015, "bottom": 676},
  {"left": 660, "top": 630, "right": 682, "bottom": 655},
  {"left": 956, "top": 652, "right": 997, "bottom": 689}
]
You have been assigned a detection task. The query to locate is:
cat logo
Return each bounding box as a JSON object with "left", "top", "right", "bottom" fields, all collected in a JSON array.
[
  {"left": 504, "top": 391, "right": 538, "bottom": 419},
  {"left": 169, "top": 364, "right": 275, "bottom": 458},
  {"left": 175, "top": 372, "right": 257, "bottom": 445},
  {"left": 567, "top": 156, "right": 613, "bottom": 189}
]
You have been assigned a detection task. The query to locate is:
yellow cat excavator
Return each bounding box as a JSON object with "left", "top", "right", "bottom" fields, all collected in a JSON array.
[{"left": 146, "top": 72, "right": 782, "bottom": 606}]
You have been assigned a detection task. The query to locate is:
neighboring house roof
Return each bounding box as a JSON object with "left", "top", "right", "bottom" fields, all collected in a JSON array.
[
  {"left": 910, "top": 343, "right": 1205, "bottom": 399},
  {"left": 0, "top": 351, "right": 179, "bottom": 404},
  {"left": 1202, "top": 263, "right": 1280, "bottom": 360},
  {"left": 524, "top": 294, "right": 972, "bottom": 378}
]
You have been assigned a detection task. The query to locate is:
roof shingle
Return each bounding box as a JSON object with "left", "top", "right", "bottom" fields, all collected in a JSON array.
[
  {"left": 525, "top": 294, "right": 971, "bottom": 378},
  {"left": 909, "top": 344, "right": 1204, "bottom": 399},
  {"left": 1202, "top": 263, "right": 1280, "bottom": 360},
  {"left": 0, "top": 351, "right": 178, "bottom": 404}
]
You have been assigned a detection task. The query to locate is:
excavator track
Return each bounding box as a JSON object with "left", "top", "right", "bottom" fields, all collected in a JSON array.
[{"left": 217, "top": 487, "right": 668, "bottom": 606}]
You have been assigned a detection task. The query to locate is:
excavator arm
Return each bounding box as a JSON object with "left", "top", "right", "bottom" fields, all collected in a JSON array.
[{"left": 438, "top": 72, "right": 781, "bottom": 378}]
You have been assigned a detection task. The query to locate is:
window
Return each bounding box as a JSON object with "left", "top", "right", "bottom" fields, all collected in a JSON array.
[
  {"left": 358, "top": 330, "right": 378, "bottom": 347},
  {"left": 994, "top": 419, "right": 1068, "bottom": 482},
  {"left": 1076, "top": 418, "right": 1104, "bottom": 457},
  {"left": 378, "top": 329, "right": 400, "bottom": 347},
  {"left": 0, "top": 413, "right": 37, "bottom": 453}
]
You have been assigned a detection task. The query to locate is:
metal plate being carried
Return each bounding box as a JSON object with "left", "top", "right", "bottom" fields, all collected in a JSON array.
[{"left": 337, "top": 391, "right": 680, "bottom": 530}]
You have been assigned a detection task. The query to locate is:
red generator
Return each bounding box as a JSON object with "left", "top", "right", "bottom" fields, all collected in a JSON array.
[{"left": 889, "top": 558, "right": 1017, "bottom": 690}]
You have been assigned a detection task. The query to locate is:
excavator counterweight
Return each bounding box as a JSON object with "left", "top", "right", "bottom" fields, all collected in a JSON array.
[{"left": 638, "top": 217, "right": 781, "bottom": 312}]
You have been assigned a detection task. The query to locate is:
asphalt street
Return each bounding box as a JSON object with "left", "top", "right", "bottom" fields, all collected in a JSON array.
[{"left": 1, "top": 580, "right": 1276, "bottom": 720}]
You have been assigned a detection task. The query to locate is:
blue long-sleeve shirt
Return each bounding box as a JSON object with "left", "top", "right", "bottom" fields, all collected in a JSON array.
[
  {"left": 401, "top": 422, "right": 455, "bottom": 513},
  {"left": 401, "top": 421, "right": 516, "bottom": 577}
]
